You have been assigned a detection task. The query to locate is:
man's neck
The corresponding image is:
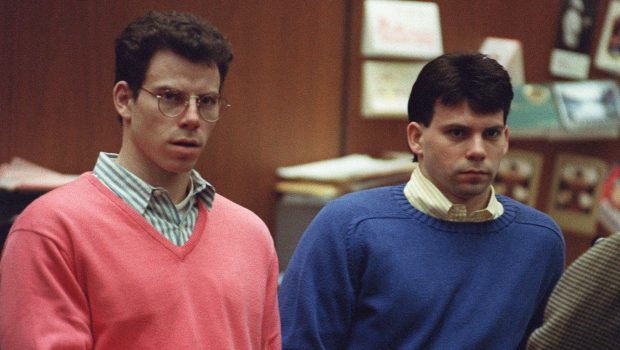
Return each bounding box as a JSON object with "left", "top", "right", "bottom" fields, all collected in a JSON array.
[{"left": 116, "top": 152, "right": 191, "bottom": 204}]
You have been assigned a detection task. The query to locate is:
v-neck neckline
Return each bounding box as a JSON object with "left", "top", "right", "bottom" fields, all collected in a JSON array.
[{"left": 87, "top": 173, "right": 208, "bottom": 260}]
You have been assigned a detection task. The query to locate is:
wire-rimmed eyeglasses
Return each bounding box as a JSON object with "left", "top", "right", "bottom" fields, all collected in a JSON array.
[{"left": 139, "top": 87, "right": 230, "bottom": 122}]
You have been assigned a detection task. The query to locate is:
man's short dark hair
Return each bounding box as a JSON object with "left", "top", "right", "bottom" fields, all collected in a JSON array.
[
  {"left": 114, "top": 11, "right": 233, "bottom": 94},
  {"left": 407, "top": 52, "right": 513, "bottom": 126}
]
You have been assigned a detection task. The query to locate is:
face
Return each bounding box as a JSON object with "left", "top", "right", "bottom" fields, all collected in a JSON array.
[
  {"left": 407, "top": 101, "right": 509, "bottom": 210},
  {"left": 113, "top": 49, "right": 221, "bottom": 185}
]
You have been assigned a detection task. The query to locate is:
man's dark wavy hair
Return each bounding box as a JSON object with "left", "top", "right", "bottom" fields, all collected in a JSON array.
[{"left": 114, "top": 11, "right": 233, "bottom": 95}]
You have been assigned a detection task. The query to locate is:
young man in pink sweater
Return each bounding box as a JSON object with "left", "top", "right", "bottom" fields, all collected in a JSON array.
[{"left": 0, "top": 11, "right": 281, "bottom": 349}]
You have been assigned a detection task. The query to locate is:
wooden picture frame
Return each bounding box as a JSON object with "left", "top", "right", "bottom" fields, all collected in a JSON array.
[
  {"left": 595, "top": 0, "right": 620, "bottom": 75},
  {"left": 548, "top": 153, "right": 609, "bottom": 236},
  {"left": 493, "top": 149, "right": 543, "bottom": 207}
]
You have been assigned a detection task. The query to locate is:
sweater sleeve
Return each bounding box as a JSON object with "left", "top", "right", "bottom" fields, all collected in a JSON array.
[
  {"left": 0, "top": 229, "right": 92, "bottom": 349},
  {"left": 527, "top": 232, "right": 620, "bottom": 350},
  {"left": 263, "top": 251, "right": 282, "bottom": 350},
  {"left": 278, "top": 202, "right": 358, "bottom": 350}
]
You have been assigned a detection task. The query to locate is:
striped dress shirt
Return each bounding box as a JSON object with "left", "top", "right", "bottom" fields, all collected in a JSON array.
[
  {"left": 92, "top": 152, "right": 215, "bottom": 246},
  {"left": 527, "top": 231, "right": 620, "bottom": 349},
  {"left": 403, "top": 163, "right": 503, "bottom": 222}
]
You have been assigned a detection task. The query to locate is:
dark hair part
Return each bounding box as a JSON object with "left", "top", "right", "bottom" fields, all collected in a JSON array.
[
  {"left": 407, "top": 52, "right": 513, "bottom": 126},
  {"left": 114, "top": 11, "right": 233, "bottom": 94}
]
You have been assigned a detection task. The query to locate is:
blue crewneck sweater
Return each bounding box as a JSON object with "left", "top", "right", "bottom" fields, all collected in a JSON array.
[{"left": 279, "top": 184, "right": 565, "bottom": 350}]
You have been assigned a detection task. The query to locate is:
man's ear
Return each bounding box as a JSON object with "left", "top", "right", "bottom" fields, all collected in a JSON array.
[
  {"left": 113, "top": 81, "right": 133, "bottom": 123},
  {"left": 407, "top": 122, "right": 424, "bottom": 158},
  {"left": 502, "top": 127, "right": 510, "bottom": 156}
]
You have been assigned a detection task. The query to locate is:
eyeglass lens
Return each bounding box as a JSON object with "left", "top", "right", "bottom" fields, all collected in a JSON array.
[{"left": 158, "top": 91, "right": 224, "bottom": 122}]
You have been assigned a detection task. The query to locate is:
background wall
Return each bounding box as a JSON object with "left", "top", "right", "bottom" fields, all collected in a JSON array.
[
  {"left": 0, "top": 0, "right": 346, "bottom": 230},
  {"left": 2, "top": 0, "right": 619, "bottom": 264}
]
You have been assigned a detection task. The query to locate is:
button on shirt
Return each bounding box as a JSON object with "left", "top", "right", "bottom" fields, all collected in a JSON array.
[
  {"left": 403, "top": 163, "right": 503, "bottom": 222},
  {"left": 93, "top": 152, "right": 216, "bottom": 246}
]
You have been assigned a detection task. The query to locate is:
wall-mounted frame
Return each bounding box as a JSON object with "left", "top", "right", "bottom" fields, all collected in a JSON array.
[
  {"left": 598, "top": 163, "right": 620, "bottom": 233},
  {"left": 549, "top": 0, "right": 598, "bottom": 79},
  {"left": 552, "top": 80, "right": 620, "bottom": 129},
  {"left": 595, "top": 0, "right": 620, "bottom": 75},
  {"left": 361, "top": 0, "right": 443, "bottom": 59},
  {"left": 548, "top": 153, "right": 608, "bottom": 236},
  {"left": 361, "top": 60, "right": 425, "bottom": 118},
  {"left": 493, "top": 149, "right": 544, "bottom": 207}
]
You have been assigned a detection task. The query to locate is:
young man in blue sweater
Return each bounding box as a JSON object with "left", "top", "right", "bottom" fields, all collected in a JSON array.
[{"left": 278, "top": 52, "right": 565, "bottom": 349}]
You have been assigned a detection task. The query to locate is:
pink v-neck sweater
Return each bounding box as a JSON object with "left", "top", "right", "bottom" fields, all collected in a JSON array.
[{"left": 0, "top": 173, "right": 281, "bottom": 349}]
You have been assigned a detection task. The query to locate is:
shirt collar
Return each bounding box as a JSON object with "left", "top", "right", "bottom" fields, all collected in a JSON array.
[
  {"left": 403, "top": 163, "right": 503, "bottom": 222},
  {"left": 93, "top": 152, "right": 216, "bottom": 214}
]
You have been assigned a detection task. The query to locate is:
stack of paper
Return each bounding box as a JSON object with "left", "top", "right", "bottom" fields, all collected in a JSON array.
[
  {"left": 275, "top": 154, "right": 415, "bottom": 198},
  {"left": 0, "top": 157, "right": 79, "bottom": 192}
]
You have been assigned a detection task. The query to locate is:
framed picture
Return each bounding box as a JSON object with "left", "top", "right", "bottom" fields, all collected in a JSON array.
[
  {"left": 595, "top": 0, "right": 620, "bottom": 75},
  {"left": 361, "top": 60, "right": 425, "bottom": 118},
  {"left": 598, "top": 163, "right": 620, "bottom": 233},
  {"left": 361, "top": 0, "right": 443, "bottom": 59},
  {"left": 493, "top": 149, "right": 543, "bottom": 207},
  {"left": 548, "top": 153, "right": 608, "bottom": 236},
  {"left": 549, "top": 0, "right": 599, "bottom": 79},
  {"left": 552, "top": 80, "right": 620, "bottom": 129}
]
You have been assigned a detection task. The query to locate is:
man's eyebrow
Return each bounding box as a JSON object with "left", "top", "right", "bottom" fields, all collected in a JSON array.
[{"left": 439, "top": 123, "right": 469, "bottom": 129}]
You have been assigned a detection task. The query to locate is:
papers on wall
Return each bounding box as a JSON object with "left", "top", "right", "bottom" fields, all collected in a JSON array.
[
  {"left": 361, "top": 60, "right": 425, "bottom": 118},
  {"left": 549, "top": 0, "right": 599, "bottom": 79},
  {"left": 362, "top": 0, "right": 443, "bottom": 59},
  {"left": 479, "top": 37, "right": 525, "bottom": 85}
]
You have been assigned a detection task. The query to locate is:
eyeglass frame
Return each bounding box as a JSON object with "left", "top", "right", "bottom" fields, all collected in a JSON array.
[{"left": 139, "top": 87, "right": 230, "bottom": 122}]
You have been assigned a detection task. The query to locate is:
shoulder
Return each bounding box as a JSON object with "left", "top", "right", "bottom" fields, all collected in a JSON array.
[
  {"left": 210, "top": 193, "right": 272, "bottom": 240},
  {"left": 498, "top": 195, "right": 563, "bottom": 238},
  {"left": 568, "top": 232, "right": 620, "bottom": 277},
  {"left": 298, "top": 185, "right": 406, "bottom": 245},
  {"left": 16, "top": 173, "right": 98, "bottom": 221},
  {"left": 528, "top": 232, "right": 620, "bottom": 348},
  {"left": 322, "top": 185, "right": 404, "bottom": 218}
]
